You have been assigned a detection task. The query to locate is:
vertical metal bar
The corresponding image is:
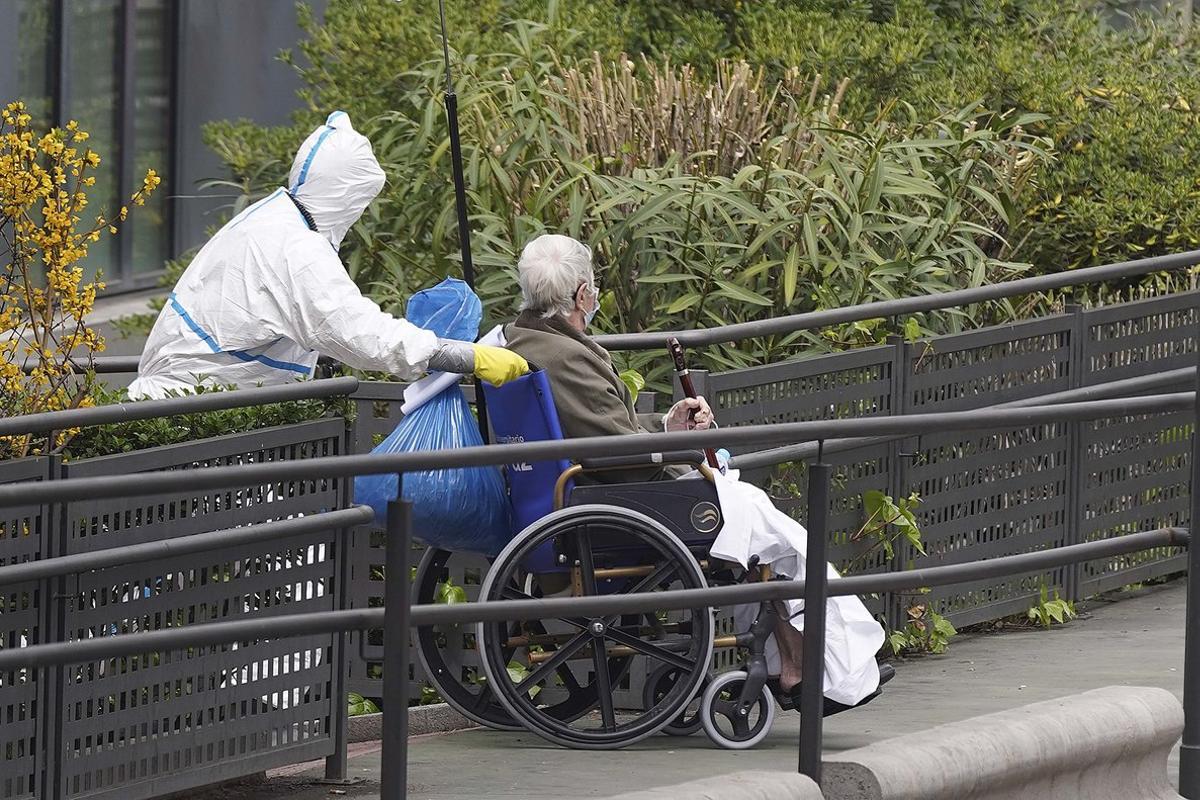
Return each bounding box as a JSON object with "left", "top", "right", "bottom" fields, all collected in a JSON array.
[
  {"left": 1064, "top": 304, "right": 1086, "bottom": 603},
  {"left": 36, "top": 456, "right": 60, "bottom": 800},
  {"left": 798, "top": 456, "right": 831, "bottom": 784},
  {"left": 381, "top": 481, "right": 410, "bottom": 800},
  {"left": 1179, "top": 341, "right": 1200, "bottom": 798},
  {"left": 323, "top": 426, "right": 354, "bottom": 782},
  {"left": 45, "top": 457, "right": 68, "bottom": 800},
  {"left": 886, "top": 335, "right": 909, "bottom": 631},
  {"left": 117, "top": 0, "right": 136, "bottom": 287}
]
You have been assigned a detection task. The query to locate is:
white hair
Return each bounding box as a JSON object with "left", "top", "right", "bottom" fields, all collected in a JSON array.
[{"left": 517, "top": 234, "right": 595, "bottom": 318}]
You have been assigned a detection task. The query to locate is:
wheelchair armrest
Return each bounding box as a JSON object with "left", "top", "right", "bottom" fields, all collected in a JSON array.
[{"left": 578, "top": 450, "right": 707, "bottom": 472}]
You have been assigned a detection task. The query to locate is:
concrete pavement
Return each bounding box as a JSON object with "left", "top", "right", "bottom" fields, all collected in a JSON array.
[{"left": 193, "top": 579, "right": 1190, "bottom": 799}]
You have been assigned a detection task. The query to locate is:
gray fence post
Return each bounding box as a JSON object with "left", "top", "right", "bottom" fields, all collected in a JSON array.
[
  {"left": 1065, "top": 304, "right": 1087, "bottom": 603},
  {"left": 799, "top": 456, "right": 832, "bottom": 784},
  {"left": 45, "top": 455, "right": 66, "bottom": 800},
  {"left": 323, "top": 423, "right": 355, "bottom": 783},
  {"left": 382, "top": 483, "right": 412, "bottom": 800},
  {"left": 33, "top": 455, "right": 61, "bottom": 800},
  {"left": 1181, "top": 341, "right": 1200, "bottom": 798},
  {"left": 886, "top": 336, "right": 910, "bottom": 631}
]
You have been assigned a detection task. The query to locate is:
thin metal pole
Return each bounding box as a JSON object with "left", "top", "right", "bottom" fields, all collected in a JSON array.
[
  {"left": 435, "top": 0, "right": 489, "bottom": 443},
  {"left": 1180, "top": 341, "right": 1200, "bottom": 797},
  {"left": 323, "top": 431, "right": 359, "bottom": 783},
  {"left": 381, "top": 484, "right": 411, "bottom": 800},
  {"left": 799, "top": 457, "right": 831, "bottom": 783}
]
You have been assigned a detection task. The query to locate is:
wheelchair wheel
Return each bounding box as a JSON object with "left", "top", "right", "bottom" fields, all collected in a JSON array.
[
  {"left": 643, "top": 663, "right": 706, "bottom": 736},
  {"left": 700, "top": 670, "right": 776, "bottom": 750},
  {"left": 414, "top": 548, "right": 604, "bottom": 731},
  {"left": 478, "top": 505, "right": 714, "bottom": 750},
  {"left": 413, "top": 548, "right": 517, "bottom": 730}
]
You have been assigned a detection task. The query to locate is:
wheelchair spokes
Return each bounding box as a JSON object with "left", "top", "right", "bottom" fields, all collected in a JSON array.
[
  {"left": 477, "top": 505, "right": 714, "bottom": 749},
  {"left": 413, "top": 548, "right": 602, "bottom": 731}
]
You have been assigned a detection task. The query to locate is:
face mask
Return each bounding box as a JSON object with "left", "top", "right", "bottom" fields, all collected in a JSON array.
[{"left": 583, "top": 285, "right": 599, "bottom": 328}]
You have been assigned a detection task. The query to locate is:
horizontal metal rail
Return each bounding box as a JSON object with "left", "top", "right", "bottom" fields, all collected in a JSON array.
[
  {"left": 21, "top": 354, "right": 142, "bottom": 374},
  {"left": 0, "top": 375, "right": 360, "bottom": 437},
  {"left": 595, "top": 249, "right": 1200, "bottom": 350},
  {"left": 0, "top": 505, "right": 373, "bottom": 587},
  {"left": 49, "top": 252, "right": 1200, "bottom": 376},
  {"left": 0, "top": 392, "right": 1189, "bottom": 509},
  {"left": 731, "top": 367, "right": 1197, "bottom": 469},
  {"left": 0, "top": 526, "right": 1182, "bottom": 671}
]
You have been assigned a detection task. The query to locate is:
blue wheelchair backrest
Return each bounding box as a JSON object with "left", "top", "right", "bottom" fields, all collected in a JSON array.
[{"left": 481, "top": 370, "right": 573, "bottom": 535}]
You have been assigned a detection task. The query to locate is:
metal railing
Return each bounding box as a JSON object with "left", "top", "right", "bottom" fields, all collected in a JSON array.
[
  {"left": 38, "top": 247, "right": 1200, "bottom": 379},
  {"left": 0, "top": 249, "right": 1197, "bottom": 799},
  {"left": 0, "top": 385, "right": 1196, "bottom": 798}
]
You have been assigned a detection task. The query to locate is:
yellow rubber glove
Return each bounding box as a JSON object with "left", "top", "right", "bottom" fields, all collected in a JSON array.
[{"left": 473, "top": 345, "right": 529, "bottom": 387}]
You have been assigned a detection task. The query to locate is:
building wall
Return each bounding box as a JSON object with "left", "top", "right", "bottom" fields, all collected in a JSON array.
[
  {"left": 174, "top": 0, "right": 327, "bottom": 253},
  {"left": 0, "top": 0, "right": 325, "bottom": 294},
  {"left": 0, "top": 5, "right": 17, "bottom": 105}
]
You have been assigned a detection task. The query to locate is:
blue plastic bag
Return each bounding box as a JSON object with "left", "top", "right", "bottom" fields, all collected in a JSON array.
[{"left": 353, "top": 278, "right": 512, "bottom": 555}]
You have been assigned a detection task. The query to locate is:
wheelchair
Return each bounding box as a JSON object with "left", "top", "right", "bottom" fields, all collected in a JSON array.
[{"left": 412, "top": 369, "right": 831, "bottom": 750}]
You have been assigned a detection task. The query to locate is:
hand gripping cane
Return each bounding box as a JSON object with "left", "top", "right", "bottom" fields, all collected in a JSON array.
[{"left": 667, "top": 337, "right": 720, "bottom": 469}]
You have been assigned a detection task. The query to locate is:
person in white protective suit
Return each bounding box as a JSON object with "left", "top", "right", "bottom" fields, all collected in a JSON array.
[
  {"left": 502, "top": 234, "right": 890, "bottom": 709},
  {"left": 128, "top": 110, "right": 526, "bottom": 399}
]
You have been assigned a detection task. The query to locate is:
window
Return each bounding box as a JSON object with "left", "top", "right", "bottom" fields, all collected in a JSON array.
[{"left": 13, "top": 0, "right": 176, "bottom": 292}]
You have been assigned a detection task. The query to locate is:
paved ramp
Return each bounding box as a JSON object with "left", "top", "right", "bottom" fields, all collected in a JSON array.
[{"left": 194, "top": 580, "right": 1187, "bottom": 800}]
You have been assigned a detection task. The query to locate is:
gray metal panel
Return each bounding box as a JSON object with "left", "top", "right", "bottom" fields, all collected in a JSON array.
[
  {"left": 895, "top": 316, "right": 1076, "bottom": 624},
  {"left": 56, "top": 420, "right": 346, "bottom": 800},
  {"left": 172, "top": 0, "right": 327, "bottom": 252},
  {"left": 707, "top": 345, "right": 896, "bottom": 426},
  {"left": 1078, "top": 410, "right": 1192, "bottom": 595},
  {"left": 1083, "top": 292, "right": 1200, "bottom": 385},
  {"left": 906, "top": 316, "right": 1075, "bottom": 413},
  {"left": 0, "top": 458, "right": 51, "bottom": 800}
]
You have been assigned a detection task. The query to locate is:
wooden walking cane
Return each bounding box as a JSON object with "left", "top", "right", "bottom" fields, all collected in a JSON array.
[{"left": 667, "top": 337, "right": 720, "bottom": 469}]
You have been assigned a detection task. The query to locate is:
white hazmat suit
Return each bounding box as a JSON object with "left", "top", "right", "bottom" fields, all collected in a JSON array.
[{"left": 130, "top": 111, "right": 520, "bottom": 399}]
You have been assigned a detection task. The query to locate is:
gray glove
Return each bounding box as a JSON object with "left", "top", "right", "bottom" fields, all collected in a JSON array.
[{"left": 426, "top": 339, "right": 476, "bottom": 374}]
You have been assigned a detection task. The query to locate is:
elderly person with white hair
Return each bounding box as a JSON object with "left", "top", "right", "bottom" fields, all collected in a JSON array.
[{"left": 502, "top": 233, "right": 892, "bottom": 712}]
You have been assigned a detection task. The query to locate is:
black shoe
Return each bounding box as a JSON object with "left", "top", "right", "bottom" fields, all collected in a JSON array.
[
  {"left": 878, "top": 662, "right": 896, "bottom": 686},
  {"left": 787, "top": 662, "right": 895, "bottom": 717}
]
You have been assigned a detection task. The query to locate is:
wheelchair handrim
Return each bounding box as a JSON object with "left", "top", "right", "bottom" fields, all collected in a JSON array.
[{"left": 477, "top": 504, "right": 714, "bottom": 750}]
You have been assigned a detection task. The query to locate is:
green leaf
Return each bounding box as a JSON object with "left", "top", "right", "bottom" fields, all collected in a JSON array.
[
  {"left": 903, "top": 318, "right": 922, "bottom": 342},
  {"left": 619, "top": 369, "right": 646, "bottom": 402},
  {"left": 714, "top": 280, "right": 773, "bottom": 307},
  {"left": 665, "top": 293, "right": 702, "bottom": 314},
  {"left": 783, "top": 244, "right": 799, "bottom": 307},
  {"left": 507, "top": 660, "right": 540, "bottom": 698},
  {"left": 436, "top": 580, "right": 468, "bottom": 605}
]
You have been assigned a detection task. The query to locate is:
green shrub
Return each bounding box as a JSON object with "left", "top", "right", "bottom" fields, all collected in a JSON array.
[
  {"left": 201, "top": 26, "right": 1049, "bottom": 389},
  {"left": 736, "top": 0, "right": 1200, "bottom": 274},
  {"left": 62, "top": 382, "right": 347, "bottom": 461}
]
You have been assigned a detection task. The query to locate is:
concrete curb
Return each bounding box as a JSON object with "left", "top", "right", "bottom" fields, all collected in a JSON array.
[
  {"left": 598, "top": 772, "right": 823, "bottom": 799},
  {"left": 822, "top": 685, "right": 1183, "bottom": 800},
  {"left": 347, "top": 704, "right": 477, "bottom": 743}
]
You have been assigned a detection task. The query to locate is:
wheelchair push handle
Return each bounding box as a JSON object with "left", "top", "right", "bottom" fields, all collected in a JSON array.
[{"left": 667, "top": 337, "right": 721, "bottom": 470}]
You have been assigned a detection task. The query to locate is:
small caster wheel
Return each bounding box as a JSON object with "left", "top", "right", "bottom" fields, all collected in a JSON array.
[
  {"left": 644, "top": 663, "right": 706, "bottom": 736},
  {"left": 701, "top": 670, "right": 775, "bottom": 750}
]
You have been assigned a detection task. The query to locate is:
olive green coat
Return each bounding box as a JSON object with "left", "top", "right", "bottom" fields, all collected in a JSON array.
[{"left": 503, "top": 311, "right": 685, "bottom": 482}]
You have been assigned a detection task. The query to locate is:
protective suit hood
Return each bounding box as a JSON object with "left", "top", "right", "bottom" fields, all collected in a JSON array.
[{"left": 288, "top": 111, "right": 385, "bottom": 249}]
